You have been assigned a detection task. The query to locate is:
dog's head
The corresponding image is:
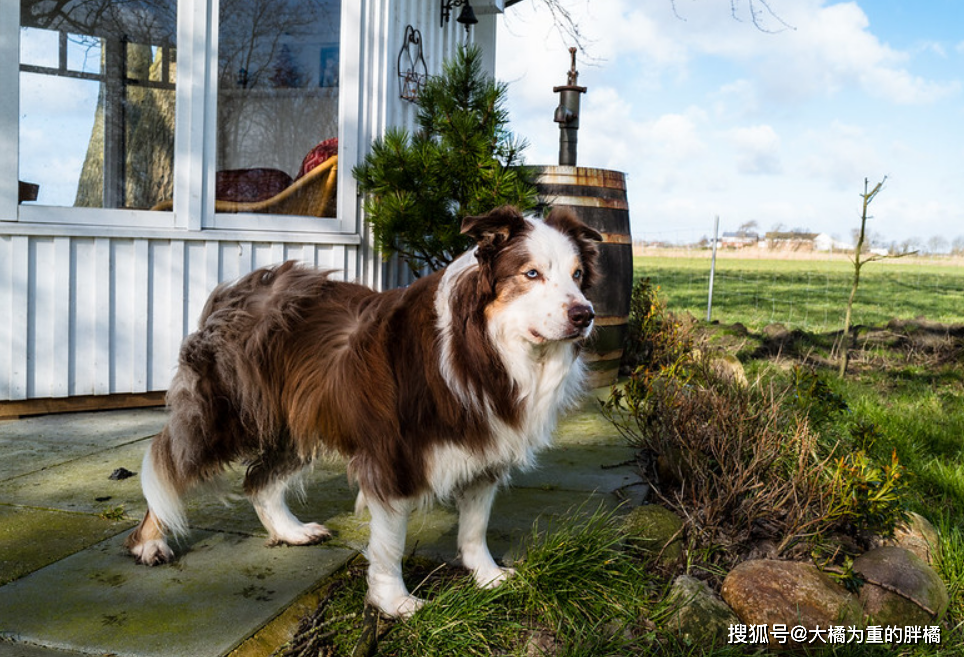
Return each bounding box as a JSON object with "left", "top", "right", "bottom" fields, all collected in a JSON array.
[{"left": 461, "top": 205, "right": 602, "bottom": 344}]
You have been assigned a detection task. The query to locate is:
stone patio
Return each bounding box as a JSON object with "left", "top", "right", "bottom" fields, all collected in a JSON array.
[{"left": 0, "top": 391, "right": 639, "bottom": 656}]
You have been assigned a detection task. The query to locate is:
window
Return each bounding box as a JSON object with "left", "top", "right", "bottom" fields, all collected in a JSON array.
[
  {"left": 11, "top": 0, "right": 343, "bottom": 229},
  {"left": 216, "top": 0, "right": 340, "bottom": 219},
  {"left": 19, "top": 0, "right": 177, "bottom": 210}
]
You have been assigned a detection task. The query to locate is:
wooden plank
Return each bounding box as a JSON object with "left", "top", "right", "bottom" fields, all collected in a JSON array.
[
  {"left": 0, "top": 391, "right": 167, "bottom": 420},
  {"left": 93, "top": 237, "right": 111, "bottom": 395},
  {"left": 132, "top": 239, "right": 150, "bottom": 391},
  {"left": 70, "top": 238, "right": 95, "bottom": 395},
  {"left": 51, "top": 237, "right": 71, "bottom": 397},
  {"left": 9, "top": 236, "right": 30, "bottom": 399},
  {"left": 168, "top": 239, "right": 186, "bottom": 379},
  {"left": 111, "top": 238, "right": 135, "bottom": 393},
  {"left": 27, "top": 237, "right": 52, "bottom": 397}
]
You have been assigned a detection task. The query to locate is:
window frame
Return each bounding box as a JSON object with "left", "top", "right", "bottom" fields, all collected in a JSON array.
[{"left": 1, "top": 0, "right": 355, "bottom": 236}]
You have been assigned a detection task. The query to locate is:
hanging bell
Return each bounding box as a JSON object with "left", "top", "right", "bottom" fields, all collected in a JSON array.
[{"left": 456, "top": 2, "right": 478, "bottom": 30}]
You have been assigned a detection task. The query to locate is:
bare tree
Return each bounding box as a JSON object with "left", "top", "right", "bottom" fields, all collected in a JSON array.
[
  {"left": 927, "top": 236, "right": 949, "bottom": 255},
  {"left": 837, "top": 177, "right": 914, "bottom": 377},
  {"left": 673, "top": 0, "right": 794, "bottom": 32},
  {"left": 899, "top": 236, "right": 923, "bottom": 254},
  {"left": 505, "top": 0, "right": 793, "bottom": 51},
  {"left": 952, "top": 236, "right": 964, "bottom": 257}
]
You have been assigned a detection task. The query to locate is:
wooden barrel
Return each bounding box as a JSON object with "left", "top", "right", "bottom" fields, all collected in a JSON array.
[{"left": 532, "top": 166, "right": 633, "bottom": 388}]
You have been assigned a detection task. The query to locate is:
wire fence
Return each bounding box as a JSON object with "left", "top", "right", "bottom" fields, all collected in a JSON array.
[{"left": 635, "top": 248, "right": 964, "bottom": 334}]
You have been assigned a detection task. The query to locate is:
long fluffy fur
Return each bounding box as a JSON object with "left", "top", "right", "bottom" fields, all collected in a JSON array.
[{"left": 127, "top": 205, "right": 601, "bottom": 616}]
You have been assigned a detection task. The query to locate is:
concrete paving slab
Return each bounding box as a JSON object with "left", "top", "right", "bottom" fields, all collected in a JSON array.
[
  {"left": 0, "top": 409, "right": 167, "bottom": 482},
  {"left": 513, "top": 443, "right": 638, "bottom": 493},
  {"left": 0, "top": 506, "right": 133, "bottom": 586},
  {"left": 554, "top": 402, "right": 625, "bottom": 447},
  {"left": 0, "top": 530, "right": 353, "bottom": 657},
  {"left": 0, "top": 441, "right": 150, "bottom": 517}
]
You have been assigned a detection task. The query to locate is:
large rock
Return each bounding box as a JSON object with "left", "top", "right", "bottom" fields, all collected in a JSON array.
[
  {"left": 664, "top": 575, "right": 740, "bottom": 647},
  {"left": 722, "top": 560, "right": 862, "bottom": 645},
  {"left": 869, "top": 512, "right": 940, "bottom": 565},
  {"left": 622, "top": 504, "right": 683, "bottom": 566},
  {"left": 853, "top": 546, "right": 949, "bottom": 625}
]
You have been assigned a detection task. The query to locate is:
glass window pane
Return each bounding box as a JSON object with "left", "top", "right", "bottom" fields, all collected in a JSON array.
[
  {"left": 217, "top": 0, "right": 339, "bottom": 217},
  {"left": 19, "top": 1, "right": 176, "bottom": 210}
]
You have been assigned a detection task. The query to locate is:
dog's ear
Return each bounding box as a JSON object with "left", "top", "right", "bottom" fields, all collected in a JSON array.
[
  {"left": 460, "top": 206, "right": 528, "bottom": 253},
  {"left": 545, "top": 208, "right": 603, "bottom": 290},
  {"left": 544, "top": 207, "right": 603, "bottom": 244}
]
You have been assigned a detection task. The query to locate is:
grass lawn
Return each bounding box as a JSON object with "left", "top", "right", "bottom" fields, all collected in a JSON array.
[{"left": 636, "top": 254, "right": 964, "bottom": 332}]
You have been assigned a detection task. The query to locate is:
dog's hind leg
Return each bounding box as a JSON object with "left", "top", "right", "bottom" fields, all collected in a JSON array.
[
  {"left": 365, "top": 497, "right": 422, "bottom": 618},
  {"left": 249, "top": 472, "right": 332, "bottom": 546},
  {"left": 126, "top": 429, "right": 185, "bottom": 565},
  {"left": 457, "top": 477, "right": 514, "bottom": 589}
]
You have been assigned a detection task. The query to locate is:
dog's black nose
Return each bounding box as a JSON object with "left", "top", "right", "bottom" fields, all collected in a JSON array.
[{"left": 568, "top": 304, "right": 595, "bottom": 329}]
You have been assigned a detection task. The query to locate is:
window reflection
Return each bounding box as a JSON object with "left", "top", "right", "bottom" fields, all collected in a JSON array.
[
  {"left": 216, "top": 0, "right": 340, "bottom": 217},
  {"left": 19, "top": 0, "right": 176, "bottom": 209}
]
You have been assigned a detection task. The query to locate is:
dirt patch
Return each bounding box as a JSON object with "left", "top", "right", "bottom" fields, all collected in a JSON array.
[{"left": 703, "top": 317, "right": 964, "bottom": 371}]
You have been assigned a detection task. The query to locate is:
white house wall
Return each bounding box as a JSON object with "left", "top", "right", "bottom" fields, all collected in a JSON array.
[
  {"left": 1, "top": 0, "right": 500, "bottom": 403},
  {"left": 0, "top": 233, "right": 356, "bottom": 400}
]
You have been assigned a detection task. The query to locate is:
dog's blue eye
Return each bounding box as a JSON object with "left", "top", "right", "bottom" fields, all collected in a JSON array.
[
  {"left": 573, "top": 269, "right": 583, "bottom": 281},
  {"left": 525, "top": 269, "right": 540, "bottom": 280}
]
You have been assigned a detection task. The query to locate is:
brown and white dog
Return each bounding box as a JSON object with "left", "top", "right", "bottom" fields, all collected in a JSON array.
[{"left": 126, "top": 205, "right": 601, "bottom": 617}]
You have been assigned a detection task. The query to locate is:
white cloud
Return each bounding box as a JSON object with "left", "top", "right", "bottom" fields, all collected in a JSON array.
[
  {"left": 728, "top": 124, "right": 782, "bottom": 175},
  {"left": 799, "top": 121, "right": 885, "bottom": 191},
  {"left": 745, "top": 2, "right": 959, "bottom": 105}
]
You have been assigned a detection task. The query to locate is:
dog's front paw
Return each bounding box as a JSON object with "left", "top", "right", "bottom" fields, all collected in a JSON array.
[
  {"left": 473, "top": 565, "right": 516, "bottom": 589},
  {"left": 269, "top": 522, "right": 332, "bottom": 546},
  {"left": 130, "top": 538, "right": 175, "bottom": 566}
]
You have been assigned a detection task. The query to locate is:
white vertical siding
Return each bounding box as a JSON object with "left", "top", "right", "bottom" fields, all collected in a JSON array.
[{"left": 0, "top": 233, "right": 361, "bottom": 400}]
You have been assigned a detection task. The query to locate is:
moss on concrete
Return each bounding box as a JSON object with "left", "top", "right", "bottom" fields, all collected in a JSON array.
[{"left": 0, "top": 505, "right": 133, "bottom": 585}]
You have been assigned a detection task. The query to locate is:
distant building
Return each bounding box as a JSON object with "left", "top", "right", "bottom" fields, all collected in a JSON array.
[
  {"left": 813, "top": 233, "right": 853, "bottom": 252},
  {"left": 720, "top": 231, "right": 760, "bottom": 248}
]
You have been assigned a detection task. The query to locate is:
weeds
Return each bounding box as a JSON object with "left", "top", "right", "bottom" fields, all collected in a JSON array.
[
  {"left": 97, "top": 505, "right": 126, "bottom": 521},
  {"left": 604, "top": 278, "right": 914, "bottom": 584},
  {"left": 282, "top": 509, "right": 661, "bottom": 656},
  {"left": 825, "top": 449, "right": 909, "bottom": 538}
]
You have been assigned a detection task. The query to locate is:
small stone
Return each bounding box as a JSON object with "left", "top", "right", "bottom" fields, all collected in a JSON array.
[
  {"left": 853, "top": 546, "right": 949, "bottom": 625},
  {"left": 869, "top": 512, "right": 940, "bottom": 565},
  {"left": 621, "top": 504, "right": 683, "bottom": 565},
  {"left": 108, "top": 467, "right": 136, "bottom": 481},
  {"left": 721, "top": 559, "right": 862, "bottom": 644},
  {"left": 664, "top": 575, "right": 740, "bottom": 647},
  {"left": 711, "top": 355, "right": 748, "bottom": 387}
]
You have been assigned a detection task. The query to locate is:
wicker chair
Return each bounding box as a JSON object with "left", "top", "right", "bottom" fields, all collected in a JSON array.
[{"left": 152, "top": 156, "right": 337, "bottom": 217}]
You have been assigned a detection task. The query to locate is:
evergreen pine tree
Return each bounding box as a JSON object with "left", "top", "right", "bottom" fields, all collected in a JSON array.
[{"left": 353, "top": 45, "right": 536, "bottom": 275}]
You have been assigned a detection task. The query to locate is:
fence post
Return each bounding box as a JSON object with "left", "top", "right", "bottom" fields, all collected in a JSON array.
[{"left": 707, "top": 215, "right": 720, "bottom": 322}]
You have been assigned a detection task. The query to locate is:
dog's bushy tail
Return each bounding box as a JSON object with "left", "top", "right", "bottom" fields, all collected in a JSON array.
[{"left": 140, "top": 430, "right": 190, "bottom": 538}]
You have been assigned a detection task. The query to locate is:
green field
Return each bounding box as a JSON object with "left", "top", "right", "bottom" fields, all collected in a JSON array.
[{"left": 635, "top": 255, "right": 964, "bottom": 333}]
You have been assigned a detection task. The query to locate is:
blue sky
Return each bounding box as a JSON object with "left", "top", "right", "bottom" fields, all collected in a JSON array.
[{"left": 496, "top": 0, "right": 964, "bottom": 250}]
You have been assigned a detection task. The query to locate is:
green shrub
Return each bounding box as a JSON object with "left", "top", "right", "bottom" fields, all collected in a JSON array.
[
  {"left": 604, "top": 286, "right": 913, "bottom": 580},
  {"left": 826, "top": 448, "right": 910, "bottom": 538},
  {"left": 353, "top": 45, "right": 536, "bottom": 275}
]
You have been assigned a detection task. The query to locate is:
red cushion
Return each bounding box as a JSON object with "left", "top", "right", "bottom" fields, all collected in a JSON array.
[
  {"left": 215, "top": 168, "right": 293, "bottom": 202},
  {"left": 296, "top": 138, "right": 338, "bottom": 179}
]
